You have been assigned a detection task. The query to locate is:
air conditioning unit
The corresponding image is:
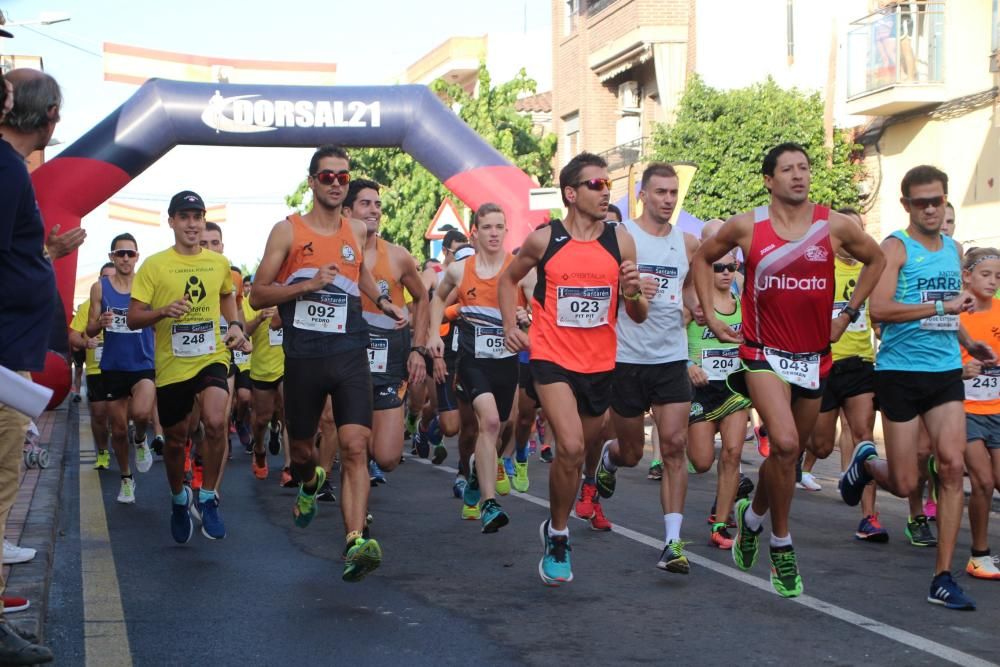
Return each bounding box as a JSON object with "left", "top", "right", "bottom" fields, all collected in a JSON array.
[{"left": 618, "top": 81, "right": 641, "bottom": 113}]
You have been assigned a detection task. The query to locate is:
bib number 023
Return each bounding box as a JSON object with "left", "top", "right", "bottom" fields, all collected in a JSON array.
[{"left": 556, "top": 286, "right": 611, "bottom": 328}]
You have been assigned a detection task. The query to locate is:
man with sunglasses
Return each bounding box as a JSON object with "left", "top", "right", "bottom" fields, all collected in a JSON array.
[
  {"left": 86, "top": 233, "right": 156, "bottom": 504},
  {"left": 585, "top": 162, "right": 701, "bottom": 571},
  {"left": 843, "top": 165, "right": 996, "bottom": 610},
  {"left": 692, "top": 142, "right": 885, "bottom": 598},
  {"left": 499, "top": 152, "right": 647, "bottom": 585},
  {"left": 128, "top": 190, "right": 249, "bottom": 543},
  {"left": 251, "top": 145, "right": 405, "bottom": 582}
]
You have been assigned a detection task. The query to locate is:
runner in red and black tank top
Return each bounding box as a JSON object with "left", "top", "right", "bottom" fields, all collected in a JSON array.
[{"left": 741, "top": 204, "right": 835, "bottom": 378}]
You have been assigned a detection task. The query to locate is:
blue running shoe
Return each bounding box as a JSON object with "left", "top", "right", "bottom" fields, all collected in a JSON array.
[
  {"left": 170, "top": 486, "right": 194, "bottom": 544},
  {"left": 839, "top": 441, "right": 876, "bottom": 507},
  {"left": 369, "top": 460, "right": 387, "bottom": 486},
  {"left": 503, "top": 456, "right": 516, "bottom": 479},
  {"left": 413, "top": 428, "right": 430, "bottom": 459},
  {"left": 927, "top": 572, "right": 976, "bottom": 610},
  {"left": 198, "top": 497, "right": 226, "bottom": 540},
  {"left": 463, "top": 476, "right": 481, "bottom": 508},
  {"left": 427, "top": 415, "right": 443, "bottom": 446},
  {"left": 538, "top": 520, "right": 573, "bottom": 586},
  {"left": 453, "top": 476, "right": 467, "bottom": 499},
  {"left": 480, "top": 499, "right": 509, "bottom": 533}
]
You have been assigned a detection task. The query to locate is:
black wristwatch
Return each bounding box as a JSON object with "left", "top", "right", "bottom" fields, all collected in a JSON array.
[
  {"left": 376, "top": 294, "right": 392, "bottom": 309},
  {"left": 411, "top": 345, "right": 427, "bottom": 356},
  {"left": 228, "top": 320, "right": 245, "bottom": 331},
  {"left": 839, "top": 305, "right": 861, "bottom": 323}
]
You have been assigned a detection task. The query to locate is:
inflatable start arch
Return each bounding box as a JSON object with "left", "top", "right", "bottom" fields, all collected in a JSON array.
[{"left": 32, "top": 79, "right": 549, "bottom": 324}]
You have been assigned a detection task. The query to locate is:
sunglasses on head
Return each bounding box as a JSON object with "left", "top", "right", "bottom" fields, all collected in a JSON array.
[
  {"left": 905, "top": 195, "right": 946, "bottom": 209},
  {"left": 713, "top": 262, "right": 739, "bottom": 273},
  {"left": 313, "top": 169, "right": 351, "bottom": 186},
  {"left": 574, "top": 178, "right": 612, "bottom": 191},
  {"left": 111, "top": 249, "right": 137, "bottom": 258}
]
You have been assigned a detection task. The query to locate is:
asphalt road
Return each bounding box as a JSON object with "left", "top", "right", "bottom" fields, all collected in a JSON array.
[{"left": 46, "top": 429, "right": 1000, "bottom": 667}]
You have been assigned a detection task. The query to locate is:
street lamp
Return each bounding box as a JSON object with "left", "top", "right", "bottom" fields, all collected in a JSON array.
[{"left": 2, "top": 11, "right": 72, "bottom": 28}]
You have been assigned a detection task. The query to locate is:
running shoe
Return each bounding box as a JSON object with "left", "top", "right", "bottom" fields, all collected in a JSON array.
[
  {"left": 404, "top": 411, "right": 419, "bottom": 440},
  {"left": 647, "top": 460, "right": 663, "bottom": 481},
  {"left": 461, "top": 503, "right": 481, "bottom": 520},
  {"left": 855, "top": 514, "right": 889, "bottom": 543},
  {"left": 293, "top": 467, "right": 327, "bottom": 528},
  {"left": 184, "top": 440, "right": 192, "bottom": 474},
  {"left": 427, "top": 415, "right": 443, "bottom": 446},
  {"left": 280, "top": 467, "right": 295, "bottom": 488},
  {"left": 905, "top": 515, "right": 937, "bottom": 547},
  {"left": 170, "top": 486, "right": 194, "bottom": 544},
  {"left": 251, "top": 454, "right": 268, "bottom": 480},
  {"left": 343, "top": 536, "right": 382, "bottom": 582},
  {"left": 512, "top": 460, "right": 529, "bottom": 493},
  {"left": 927, "top": 571, "right": 976, "bottom": 610},
  {"left": 927, "top": 455, "right": 940, "bottom": 504},
  {"left": 755, "top": 426, "right": 770, "bottom": 458},
  {"left": 732, "top": 497, "right": 761, "bottom": 571},
  {"left": 453, "top": 476, "right": 467, "bottom": 499},
  {"left": 0, "top": 596, "right": 29, "bottom": 613},
  {"left": 413, "top": 426, "right": 430, "bottom": 459},
  {"left": 595, "top": 440, "right": 616, "bottom": 498},
  {"left": 268, "top": 421, "right": 282, "bottom": 455},
  {"left": 736, "top": 473, "right": 755, "bottom": 501},
  {"left": 116, "top": 478, "right": 135, "bottom": 504},
  {"left": 480, "top": 499, "right": 509, "bottom": 533},
  {"left": 710, "top": 524, "right": 734, "bottom": 550},
  {"left": 2, "top": 541, "right": 35, "bottom": 565},
  {"left": 589, "top": 499, "right": 612, "bottom": 531},
  {"left": 94, "top": 449, "right": 110, "bottom": 470},
  {"left": 316, "top": 480, "right": 337, "bottom": 503},
  {"left": 191, "top": 458, "right": 204, "bottom": 493},
  {"left": 229, "top": 422, "right": 237, "bottom": 435},
  {"left": 464, "top": 457, "right": 481, "bottom": 507},
  {"left": 503, "top": 456, "right": 516, "bottom": 480},
  {"left": 706, "top": 510, "right": 737, "bottom": 529},
  {"left": 538, "top": 520, "right": 573, "bottom": 586},
  {"left": 198, "top": 497, "right": 226, "bottom": 540},
  {"left": 966, "top": 554, "right": 1000, "bottom": 580},
  {"left": 656, "top": 540, "right": 690, "bottom": 574},
  {"left": 924, "top": 499, "right": 937, "bottom": 521},
  {"left": 839, "top": 440, "right": 876, "bottom": 507},
  {"left": 575, "top": 482, "right": 598, "bottom": 520},
  {"left": 769, "top": 545, "right": 803, "bottom": 597},
  {"left": 72, "top": 391, "right": 82, "bottom": 403},
  {"left": 796, "top": 471, "right": 822, "bottom": 491},
  {"left": 237, "top": 421, "right": 252, "bottom": 448},
  {"left": 534, "top": 414, "right": 546, "bottom": 446},
  {"left": 687, "top": 458, "right": 697, "bottom": 474},
  {"left": 134, "top": 440, "right": 153, "bottom": 473},
  {"left": 151, "top": 435, "right": 165, "bottom": 456},
  {"left": 539, "top": 444, "right": 553, "bottom": 463},
  {"left": 368, "top": 460, "right": 387, "bottom": 486},
  {"left": 432, "top": 441, "right": 448, "bottom": 465},
  {"left": 496, "top": 460, "right": 511, "bottom": 496}
]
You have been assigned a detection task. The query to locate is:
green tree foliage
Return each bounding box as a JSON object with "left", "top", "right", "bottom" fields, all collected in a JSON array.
[
  {"left": 286, "top": 64, "right": 557, "bottom": 260},
  {"left": 649, "top": 75, "right": 861, "bottom": 220}
]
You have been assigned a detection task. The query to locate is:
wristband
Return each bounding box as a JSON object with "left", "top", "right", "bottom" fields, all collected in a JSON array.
[
  {"left": 623, "top": 291, "right": 642, "bottom": 302},
  {"left": 411, "top": 346, "right": 427, "bottom": 356},
  {"left": 376, "top": 294, "right": 392, "bottom": 308},
  {"left": 934, "top": 300, "right": 945, "bottom": 316},
  {"left": 228, "top": 320, "right": 244, "bottom": 331},
  {"left": 839, "top": 305, "right": 860, "bottom": 323}
]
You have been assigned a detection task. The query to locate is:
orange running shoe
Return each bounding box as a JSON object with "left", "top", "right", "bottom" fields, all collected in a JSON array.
[
  {"left": 755, "top": 426, "right": 770, "bottom": 458},
  {"left": 575, "top": 482, "right": 598, "bottom": 520},
  {"left": 252, "top": 453, "right": 269, "bottom": 480},
  {"left": 280, "top": 467, "right": 294, "bottom": 487},
  {"left": 589, "top": 499, "right": 612, "bottom": 531},
  {"left": 184, "top": 439, "right": 193, "bottom": 474},
  {"left": 191, "top": 459, "right": 203, "bottom": 493},
  {"left": 710, "top": 524, "right": 734, "bottom": 549}
]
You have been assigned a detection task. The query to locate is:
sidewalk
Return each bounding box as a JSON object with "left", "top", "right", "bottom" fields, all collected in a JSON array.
[{"left": 3, "top": 401, "right": 72, "bottom": 645}]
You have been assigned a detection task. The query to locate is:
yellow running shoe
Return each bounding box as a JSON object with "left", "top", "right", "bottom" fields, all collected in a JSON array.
[
  {"left": 512, "top": 460, "right": 529, "bottom": 493},
  {"left": 462, "top": 503, "right": 481, "bottom": 520},
  {"left": 496, "top": 460, "right": 511, "bottom": 496},
  {"left": 94, "top": 449, "right": 111, "bottom": 470},
  {"left": 343, "top": 536, "right": 382, "bottom": 582}
]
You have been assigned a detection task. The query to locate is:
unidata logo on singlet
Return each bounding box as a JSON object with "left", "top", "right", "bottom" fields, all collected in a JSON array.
[
  {"left": 201, "top": 92, "right": 382, "bottom": 133},
  {"left": 702, "top": 323, "right": 742, "bottom": 340},
  {"left": 755, "top": 275, "right": 828, "bottom": 292}
]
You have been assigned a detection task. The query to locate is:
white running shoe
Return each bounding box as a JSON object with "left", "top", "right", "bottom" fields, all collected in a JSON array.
[
  {"left": 966, "top": 554, "right": 1000, "bottom": 580},
  {"left": 796, "top": 472, "right": 822, "bottom": 491},
  {"left": 117, "top": 477, "right": 136, "bottom": 504},
  {"left": 135, "top": 439, "right": 153, "bottom": 473},
  {"left": 2, "top": 541, "right": 36, "bottom": 564}
]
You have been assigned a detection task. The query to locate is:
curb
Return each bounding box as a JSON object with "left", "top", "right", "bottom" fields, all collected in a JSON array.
[{"left": 5, "top": 402, "right": 72, "bottom": 645}]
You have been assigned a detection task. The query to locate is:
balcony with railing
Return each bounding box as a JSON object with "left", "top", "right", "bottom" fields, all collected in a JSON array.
[
  {"left": 845, "top": 2, "right": 946, "bottom": 116},
  {"left": 598, "top": 136, "right": 647, "bottom": 172}
]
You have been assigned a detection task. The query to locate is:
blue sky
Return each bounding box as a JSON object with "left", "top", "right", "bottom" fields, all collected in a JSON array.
[{"left": 2, "top": 0, "right": 551, "bottom": 286}]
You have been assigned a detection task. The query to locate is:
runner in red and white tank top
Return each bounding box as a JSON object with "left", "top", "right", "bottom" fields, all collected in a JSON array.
[
  {"left": 690, "top": 143, "right": 885, "bottom": 600},
  {"left": 741, "top": 203, "right": 835, "bottom": 379}
]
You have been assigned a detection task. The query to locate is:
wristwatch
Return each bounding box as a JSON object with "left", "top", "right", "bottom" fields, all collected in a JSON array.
[
  {"left": 376, "top": 294, "right": 392, "bottom": 309},
  {"left": 411, "top": 345, "right": 427, "bottom": 356},
  {"left": 839, "top": 305, "right": 860, "bottom": 323}
]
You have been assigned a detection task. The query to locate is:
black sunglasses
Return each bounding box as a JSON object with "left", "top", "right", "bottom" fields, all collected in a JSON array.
[
  {"left": 905, "top": 195, "right": 946, "bottom": 209},
  {"left": 111, "top": 250, "right": 137, "bottom": 258},
  {"left": 713, "top": 262, "right": 739, "bottom": 273},
  {"left": 573, "top": 177, "right": 612, "bottom": 191},
  {"left": 313, "top": 169, "right": 351, "bottom": 186}
]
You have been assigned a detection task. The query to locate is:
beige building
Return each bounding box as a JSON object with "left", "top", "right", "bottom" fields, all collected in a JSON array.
[{"left": 847, "top": 1, "right": 1000, "bottom": 246}]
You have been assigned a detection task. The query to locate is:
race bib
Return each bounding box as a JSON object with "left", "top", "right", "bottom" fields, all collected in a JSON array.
[
  {"left": 171, "top": 321, "right": 215, "bottom": 358},
  {"left": 638, "top": 264, "right": 680, "bottom": 304},
  {"left": 919, "top": 291, "right": 958, "bottom": 331},
  {"left": 764, "top": 347, "right": 820, "bottom": 389},
  {"left": 293, "top": 291, "right": 348, "bottom": 333},
  {"left": 268, "top": 328, "right": 283, "bottom": 347},
  {"left": 107, "top": 307, "right": 136, "bottom": 334},
  {"left": 475, "top": 326, "right": 514, "bottom": 359},
  {"left": 964, "top": 368, "right": 1000, "bottom": 401},
  {"left": 701, "top": 348, "right": 740, "bottom": 381},
  {"left": 94, "top": 342, "right": 103, "bottom": 364},
  {"left": 233, "top": 348, "right": 250, "bottom": 366},
  {"left": 832, "top": 301, "right": 868, "bottom": 333},
  {"left": 556, "top": 286, "right": 611, "bottom": 328},
  {"left": 368, "top": 338, "right": 388, "bottom": 373}
]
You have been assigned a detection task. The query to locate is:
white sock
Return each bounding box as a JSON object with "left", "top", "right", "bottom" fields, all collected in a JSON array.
[
  {"left": 603, "top": 445, "right": 618, "bottom": 472},
  {"left": 770, "top": 532, "right": 792, "bottom": 548},
  {"left": 664, "top": 513, "right": 683, "bottom": 543},
  {"left": 744, "top": 506, "right": 767, "bottom": 532},
  {"left": 548, "top": 523, "right": 570, "bottom": 538}
]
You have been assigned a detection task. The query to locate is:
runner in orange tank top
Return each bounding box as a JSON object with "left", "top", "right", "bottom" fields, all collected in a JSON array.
[
  {"left": 692, "top": 143, "right": 885, "bottom": 598},
  {"left": 499, "top": 152, "right": 647, "bottom": 585},
  {"left": 251, "top": 145, "right": 405, "bottom": 583}
]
